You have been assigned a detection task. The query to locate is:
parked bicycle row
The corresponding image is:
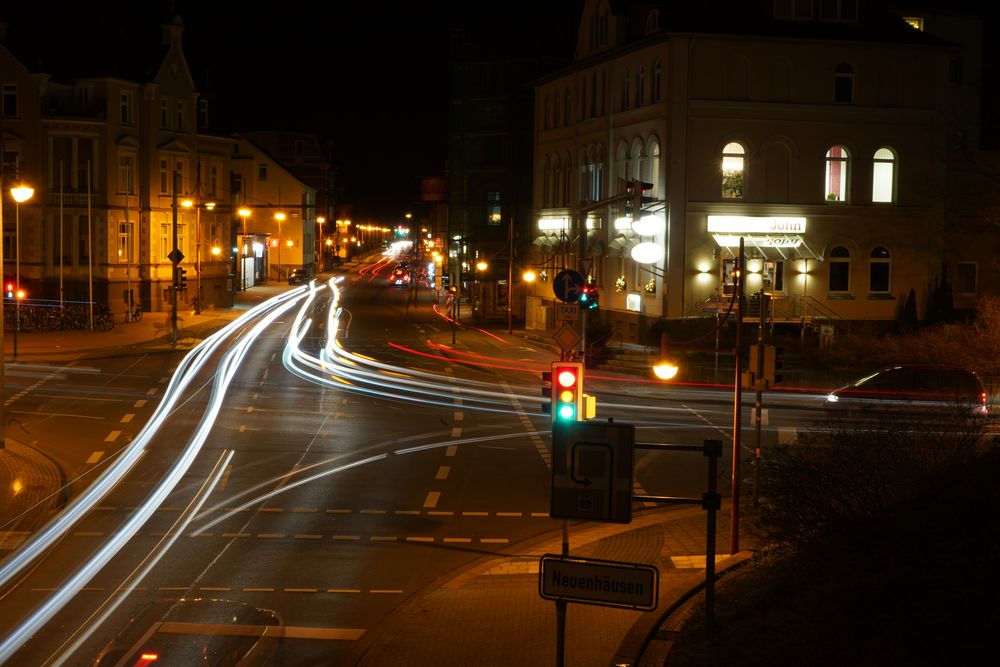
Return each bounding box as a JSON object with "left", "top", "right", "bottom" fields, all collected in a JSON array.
[{"left": 2, "top": 301, "right": 119, "bottom": 332}]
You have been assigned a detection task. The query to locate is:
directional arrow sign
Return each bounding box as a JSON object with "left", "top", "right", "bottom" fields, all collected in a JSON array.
[
  {"left": 550, "top": 420, "right": 635, "bottom": 523},
  {"left": 552, "top": 269, "right": 585, "bottom": 303}
]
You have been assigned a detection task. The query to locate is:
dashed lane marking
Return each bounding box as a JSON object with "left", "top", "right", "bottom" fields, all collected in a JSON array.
[
  {"left": 423, "top": 491, "right": 440, "bottom": 509},
  {"left": 451, "top": 427, "right": 461, "bottom": 438},
  {"left": 133, "top": 399, "right": 147, "bottom": 408},
  {"left": 85, "top": 451, "right": 104, "bottom": 465},
  {"left": 104, "top": 431, "right": 121, "bottom": 442},
  {"left": 453, "top": 412, "right": 464, "bottom": 421},
  {"left": 445, "top": 445, "right": 457, "bottom": 457},
  {"left": 435, "top": 466, "right": 450, "bottom": 480},
  {"left": 120, "top": 413, "right": 135, "bottom": 423}
]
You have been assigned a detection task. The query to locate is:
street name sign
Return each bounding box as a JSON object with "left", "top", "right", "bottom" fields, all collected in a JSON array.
[{"left": 539, "top": 554, "right": 658, "bottom": 611}]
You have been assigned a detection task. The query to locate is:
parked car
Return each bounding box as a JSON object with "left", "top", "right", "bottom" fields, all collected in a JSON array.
[
  {"left": 91, "top": 597, "right": 283, "bottom": 667},
  {"left": 824, "top": 363, "right": 988, "bottom": 422},
  {"left": 288, "top": 268, "right": 311, "bottom": 285}
]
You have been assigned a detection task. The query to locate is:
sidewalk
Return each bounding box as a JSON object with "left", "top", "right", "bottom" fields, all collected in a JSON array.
[{"left": 0, "top": 282, "right": 748, "bottom": 666}]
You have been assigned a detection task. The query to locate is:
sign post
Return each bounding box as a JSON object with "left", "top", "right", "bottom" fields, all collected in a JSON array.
[{"left": 539, "top": 554, "right": 658, "bottom": 611}]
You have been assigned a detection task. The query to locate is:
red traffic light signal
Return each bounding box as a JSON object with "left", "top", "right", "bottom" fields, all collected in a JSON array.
[{"left": 550, "top": 361, "right": 584, "bottom": 423}]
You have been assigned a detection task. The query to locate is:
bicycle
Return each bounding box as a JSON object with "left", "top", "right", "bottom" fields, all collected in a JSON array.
[
  {"left": 95, "top": 303, "right": 115, "bottom": 331},
  {"left": 125, "top": 301, "right": 143, "bottom": 322}
]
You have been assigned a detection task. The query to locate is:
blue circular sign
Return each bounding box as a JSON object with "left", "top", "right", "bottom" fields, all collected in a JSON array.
[{"left": 553, "top": 269, "right": 586, "bottom": 303}]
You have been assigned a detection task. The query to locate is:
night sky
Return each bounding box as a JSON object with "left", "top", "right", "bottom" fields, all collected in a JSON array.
[{"left": 2, "top": 2, "right": 581, "bottom": 221}]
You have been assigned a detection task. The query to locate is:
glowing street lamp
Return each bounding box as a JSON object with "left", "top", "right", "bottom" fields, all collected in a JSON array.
[
  {"left": 275, "top": 212, "right": 286, "bottom": 279},
  {"left": 10, "top": 184, "right": 33, "bottom": 359},
  {"left": 652, "top": 332, "right": 680, "bottom": 381},
  {"left": 238, "top": 207, "right": 251, "bottom": 290}
]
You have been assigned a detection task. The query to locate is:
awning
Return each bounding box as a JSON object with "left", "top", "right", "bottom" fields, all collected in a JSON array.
[
  {"left": 608, "top": 234, "right": 637, "bottom": 257},
  {"left": 713, "top": 234, "right": 822, "bottom": 261}
]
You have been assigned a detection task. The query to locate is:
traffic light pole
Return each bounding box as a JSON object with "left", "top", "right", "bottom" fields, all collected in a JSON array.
[
  {"left": 171, "top": 171, "right": 179, "bottom": 347},
  {"left": 731, "top": 238, "right": 744, "bottom": 554},
  {"left": 752, "top": 292, "right": 767, "bottom": 507}
]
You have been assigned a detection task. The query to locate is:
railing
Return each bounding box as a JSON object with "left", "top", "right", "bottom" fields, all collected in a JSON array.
[{"left": 683, "top": 293, "right": 847, "bottom": 333}]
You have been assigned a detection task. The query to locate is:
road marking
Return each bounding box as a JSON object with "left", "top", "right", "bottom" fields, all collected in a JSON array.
[
  {"left": 496, "top": 512, "right": 522, "bottom": 517},
  {"left": 453, "top": 412, "right": 464, "bottom": 421},
  {"left": 435, "top": 466, "right": 450, "bottom": 480},
  {"left": 423, "top": 491, "right": 440, "bottom": 508},
  {"left": 294, "top": 534, "right": 323, "bottom": 540},
  {"left": 327, "top": 589, "right": 361, "bottom": 594},
  {"left": 451, "top": 427, "right": 462, "bottom": 438},
  {"left": 332, "top": 535, "right": 361, "bottom": 541},
  {"left": 219, "top": 464, "right": 233, "bottom": 491},
  {"left": 406, "top": 536, "right": 433, "bottom": 543},
  {"left": 200, "top": 587, "right": 231, "bottom": 592},
  {"left": 481, "top": 538, "right": 509, "bottom": 544},
  {"left": 445, "top": 445, "right": 457, "bottom": 457},
  {"left": 147, "top": 387, "right": 158, "bottom": 395},
  {"left": 120, "top": 413, "right": 135, "bottom": 423},
  {"left": 370, "top": 536, "right": 397, "bottom": 541},
  {"left": 284, "top": 588, "right": 317, "bottom": 593},
  {"left": 462, "top": 511, "right": 488, "bottom": 517},
  {"left": 243, "top": 587, "right": 274, "bottom": 592},
  {"left": 85, "top": 451, "right": 104, "bottom": 464},
  {"left": 133, "top": 399, "right": 147, "bottom": 408},
  {"left": 259, "top": 507, "right": 283, "bottom": 513},
  {"left": 427, "top": 511, "right": 453, "bottom": 516},
  {"left": 104, "top": 431, "right": 121, "bottom": 442},
  {"left": 395, "top": 510, "right": 420, "bottom": 516},
  {"left": 191, "top": 533, "right": 213, "bottom": 538},
  {"left": 257, "top": 533, "right": 285, "bottom": 539},
  {"left": 360, "top": 509, "right": 386, "bottom": 515},
  {"left": 531, "top": 512, "right": 550, "bottom": 518},
  {"left": 443, "top": 537, "right": 472, "bottom": 543}
]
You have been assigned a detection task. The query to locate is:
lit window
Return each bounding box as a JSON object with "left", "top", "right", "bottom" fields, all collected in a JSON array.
[
  {"left": 902, "top": 16, "right": 924, "bottom": 31},
  {"left": 869, "top": 246, "right": 890, "bottom": 293},
  {"left": 872, "top": 147, "right": 896, "bottom": 203},
  {"left": 824, "top": 146, "right": 849, "bottom": 202},
  {"left": 828, "top": 245, "right": 851, "bottom": 293},
  {"left": 722, "top": 142, "right": 745, "bottom": 199}
]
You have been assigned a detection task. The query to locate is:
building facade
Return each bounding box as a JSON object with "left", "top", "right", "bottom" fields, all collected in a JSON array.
[
  {"left": 0, "top": 16, "right": 316, "bottom": 317},
  {"left": 530, "top": 0, "right": 991, "bottom": 344}
]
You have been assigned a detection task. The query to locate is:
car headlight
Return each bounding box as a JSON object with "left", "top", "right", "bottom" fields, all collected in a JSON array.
[{"left": 826, "top": 394, "right": 838, "bottom": 403}]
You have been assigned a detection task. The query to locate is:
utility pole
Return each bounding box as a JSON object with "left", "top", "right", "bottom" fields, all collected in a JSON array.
[{"left": 731, "top": 237, "right": 745, "bottom": 554}]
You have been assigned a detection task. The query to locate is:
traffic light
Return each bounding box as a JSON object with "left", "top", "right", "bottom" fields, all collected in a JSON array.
[
  {"left": 578, "top": 283, "right": 599, "bottom": 310},
  {"left": 177, "top": 267, "right": 188, "bottom": 290},
  {"left": 5, "top": 283, "right": 12, "bottom": 298},
  {"left": 540, "top": 370, "right": 551, "bottom": 415},
  {"left": 550, "top": 361, "right": 584, "bottom": 423},
  {"left": 763, "top": 344, "right": 784, "bottom": 385},
  {"left": 631, "top": 179, "right": 654, "bottom": 221}
]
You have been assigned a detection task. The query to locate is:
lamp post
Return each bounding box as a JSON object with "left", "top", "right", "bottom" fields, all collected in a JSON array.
[
  {"left": 10, "top": 184, "right": 33, "bottom": 360},
  {"left": 316, "top": 216, "right": 325, "bottom": 270},
  {"left": 275, "top": 212, "right": 286, "bottom": 280},
  {"left": 238, "top": 207, "right": 251, "bottom": 290}
]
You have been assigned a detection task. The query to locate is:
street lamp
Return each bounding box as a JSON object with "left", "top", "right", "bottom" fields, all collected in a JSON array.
[
  {"left": 275, "top": 212, "right": 286, "bottom": 279},
  {"left": 238, "top": 207, "right": 251, "bottom": 290},
  {"left": 11, "top": 184, "right": 33, "bottom": 360},
  {"left": 652, "top": 333, "right": 681, "bottom": 380}
]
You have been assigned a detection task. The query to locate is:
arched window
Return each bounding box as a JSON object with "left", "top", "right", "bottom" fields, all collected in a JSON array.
[
  {"left": 616, "top": 143, "right": 629, "bottom": 184},
  {"left": 648, "top": 139, "right": 661, "bottom": 198},
  {"left": 869, "top": 246, "right": 891, "bottom": 293},
  {"left": 653, "top": 59, "right": 662, "bottom": 102},
  {"left": 835, "top": 63, "right": 854, "bottom": 103},
  {"left": 632, "top": 139, "right": 645, "bottom": 184},
  {"left": 829, "top": 245, "right": 851, "bottom": 293},
  {"left": 637, "top": 66, "right": 646, "bottom": 107},
  {"left": 579, "top": 149, "right": 591, "bottom": 203},
  {"left": 563, "top": 152, "right": 572, "bottom": 206},
  {"left": 542, "top": 156, "right": 551, "bottom": 207},
  {"left": 594, "top": 147, "right": 605, "bottom": 200},
  {"left": 872, "top": 147, "right": 896, "bottom": 203},
  {"left": 824, "top": 146, "right": 849, "bottom": 202},
  {"left": 722, "top": 142, "right": 745, "bottom": 199}
]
